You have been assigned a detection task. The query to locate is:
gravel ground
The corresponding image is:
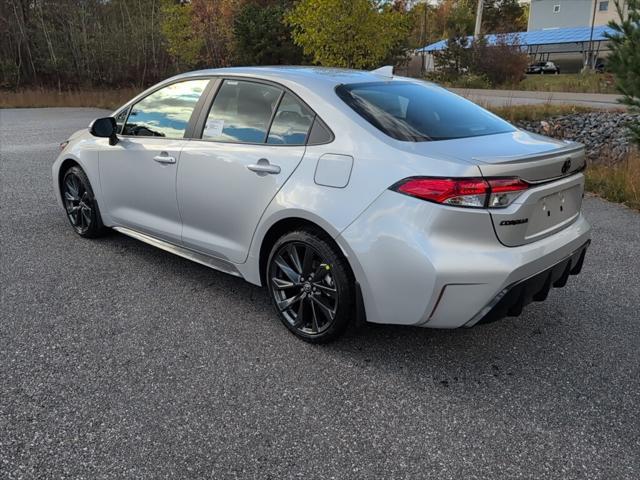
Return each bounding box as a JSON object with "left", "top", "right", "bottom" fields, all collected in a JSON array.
[{"left": 1, "top": 108, "right": 639, "bottom": 480}]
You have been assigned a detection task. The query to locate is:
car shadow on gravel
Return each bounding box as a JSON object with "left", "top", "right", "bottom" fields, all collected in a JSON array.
[{"left": 99, "top": 230, "right": 588, "bottom": 392}]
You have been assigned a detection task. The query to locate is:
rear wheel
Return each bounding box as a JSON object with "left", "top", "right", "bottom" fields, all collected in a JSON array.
[
  {"left": 61, "top": 166, "right": 108, "bottom": 238},
  {"left": 266, "top": 229, "right": 354, "bottom": 343}
]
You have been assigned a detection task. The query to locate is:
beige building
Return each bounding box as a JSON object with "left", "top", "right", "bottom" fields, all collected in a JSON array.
[
  {"left": 528, "top": 0, "right": 628, "bottom": 32},
  {"left": 593, "top": 0, "right": 629, "bottom": 26}
]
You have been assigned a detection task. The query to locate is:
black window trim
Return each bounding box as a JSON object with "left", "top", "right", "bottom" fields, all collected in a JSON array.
[
  {"left": 193, "top": 75, "right": 334, "bottom": 147},
  {"left": 114, "top": 105, "right": 132, "bottom": 135},
  {"left": 117, "top": 76, "right": 216, "bottom": 141},
  {"left": 264, "top": 89, "right": 286, "bottom": 144}
]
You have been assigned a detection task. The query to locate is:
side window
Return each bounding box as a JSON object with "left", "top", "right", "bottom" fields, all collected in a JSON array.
[
  {"left": 267, "top": 93, "right": 315, "bottom": 145},
  {"left": 307, "top": 117, "right": 334, "bottom": 145},
  {"left": 203, "top": 80, "right": 281, "bottom": 143},
  {"left": 123, "top": 79, "right": 209, "bottom": 138},
  {"left": 114, "top": 107, "right": 129, "bottom": 134}
]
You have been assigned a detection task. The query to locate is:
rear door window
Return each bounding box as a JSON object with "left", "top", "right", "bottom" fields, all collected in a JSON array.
[
  {"left": 203, "top": 80, "right": 282, "bottom": 143},
  {"left": 336, "top": 81, "right": 514, "bottom": 142},
  {"left": 123, "top": 79, "right": 209, "bottom": 138}
]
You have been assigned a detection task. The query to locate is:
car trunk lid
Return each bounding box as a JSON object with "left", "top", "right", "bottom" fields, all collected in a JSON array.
[{"left": 419, "top": 130, "right": 586, "bottom": 246}]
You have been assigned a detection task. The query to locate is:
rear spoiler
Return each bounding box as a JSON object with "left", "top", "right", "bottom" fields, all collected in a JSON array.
[{"left": 371, "top": 66, "right": 394, "bottom": 78}]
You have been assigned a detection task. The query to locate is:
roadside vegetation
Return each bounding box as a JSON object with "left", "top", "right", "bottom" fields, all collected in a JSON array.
[
  {"left": 586, "top": 151, "right": 640, "bottom": 210},
  {"left": 1, "top": 0, "right": 528, "bottom": 92},
  {"left": 605, "top": 0, "right": 640, "bottom": 144},
  {"left": 0, "top": 88, "right": 138, "bottom": 110},
  {"left": 443, "top": 73, "right": 618, "bottom": 94},
  {"left": 487, "top": 104, "right": 594, "bottom": 122},
  {"left": 505, "top": 73, "right": 617, "bottom": 94}
]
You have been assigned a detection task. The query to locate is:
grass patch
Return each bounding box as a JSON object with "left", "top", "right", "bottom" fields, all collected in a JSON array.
[
  {"left": 436, "top": 73, "right": 618, "bottom": 94},
  {"left": 505, "top": 73, "right": 617, "bottom": 94},
  {"left": 0, "top": 88, "right": 140, "bottom": 110},
  {"left": 487, "top": 103, "right": 594, "bottom": 122},
  {"left": 586, "top": 151, "right": 640, "bottom": 211}
]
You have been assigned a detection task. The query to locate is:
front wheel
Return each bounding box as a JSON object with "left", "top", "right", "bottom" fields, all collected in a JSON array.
[
  {"left": 61, "top": 166, "right": 108, "bottom": 238},
  {"left": 266, "top": 229, "right": 355, "bottom": 343}
]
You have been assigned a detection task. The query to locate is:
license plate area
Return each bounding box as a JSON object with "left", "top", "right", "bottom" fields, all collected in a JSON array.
[
  {"left": 490, "top": 174, "right": 585, "bottom": 246},
  {"left": 525, "top": 185, "right": 582, "bottom": 241}
]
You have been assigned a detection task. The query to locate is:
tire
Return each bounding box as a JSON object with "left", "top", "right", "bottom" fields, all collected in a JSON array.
[
  {"left": 61, "top": 165, "right": 108, "bottom": 238},
  {"left": 266, "top": 228, "right": 355, "bottom": 343}
]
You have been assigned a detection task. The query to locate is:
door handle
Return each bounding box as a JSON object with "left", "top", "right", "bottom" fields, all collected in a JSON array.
[
  {"left": 247, "top": 158, "right": 281, "bottom": 175},
  {"left": 153, "top": 153, "right": 176, "bottom": 164}
]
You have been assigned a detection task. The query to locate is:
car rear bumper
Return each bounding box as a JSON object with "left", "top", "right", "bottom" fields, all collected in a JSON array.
[
  {"left": 468, "top": 240, "right": 589, "bottom": 326},
  {"left": 337, "top": 190, "right": 591, "bottom": 328}
]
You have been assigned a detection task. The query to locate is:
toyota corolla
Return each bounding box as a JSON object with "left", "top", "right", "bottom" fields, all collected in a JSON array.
[{"left": 53, "top": 66, "right": 590, "bottom": 342}]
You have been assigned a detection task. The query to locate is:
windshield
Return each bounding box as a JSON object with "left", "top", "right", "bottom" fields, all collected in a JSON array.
[{"left": 336, "top": 81, "right": 515, "bottom": 142}]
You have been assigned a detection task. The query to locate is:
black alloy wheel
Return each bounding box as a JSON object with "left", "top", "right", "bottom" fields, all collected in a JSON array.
[
  {"left": 267, "top": 229, "right": 354, "bottom": 343},
  {"left": 62, "top": 166, "right": 107, "bottom": 238}
]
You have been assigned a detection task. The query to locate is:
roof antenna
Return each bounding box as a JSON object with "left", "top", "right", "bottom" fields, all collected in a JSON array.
[{"left": 371, "top": 65, "right": 394, "bottom": 78}]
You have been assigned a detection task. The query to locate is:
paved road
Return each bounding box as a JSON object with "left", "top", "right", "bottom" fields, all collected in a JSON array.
[
  {"left": 1, "top": 108, "right": 639, "bottom": 479},
  {"left": 450, "top": 88, "right": 625, "bottom": 110}
]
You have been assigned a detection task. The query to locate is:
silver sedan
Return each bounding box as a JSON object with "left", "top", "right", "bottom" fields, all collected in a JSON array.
[{"left": 52, "top": 66, "right": 591, "bottom": 342}]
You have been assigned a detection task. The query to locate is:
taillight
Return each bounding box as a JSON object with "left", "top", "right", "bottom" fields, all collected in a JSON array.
[
  {"left": 486, "top": 178, "right": 529, "bottom": 208},
  {"left": 391, "top": 177, "right": 529, "bottom": 209}
]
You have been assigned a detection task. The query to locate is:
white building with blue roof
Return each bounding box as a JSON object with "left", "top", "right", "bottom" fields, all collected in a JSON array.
[{"left": 413, "top": 1, "right": 629, "bottom": 74}]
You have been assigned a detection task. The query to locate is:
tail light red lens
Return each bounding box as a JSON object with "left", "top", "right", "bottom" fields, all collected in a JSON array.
[
  {"left": 486, "top": 178, "right": 530, "bottom": 208},
  {"left": 391, "top": 177, "right": 529, "bottom": 209}
]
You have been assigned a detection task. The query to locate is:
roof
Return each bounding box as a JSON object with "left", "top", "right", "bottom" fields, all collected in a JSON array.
[
  {"left": 121, "top": 66, "right": 407, "bottom": 116},
  {"left": 419, "top": 25, "right": 617, "bottom": 52},
  {"left": 176, "top": 66, "right": 392, "bottom": 87}
]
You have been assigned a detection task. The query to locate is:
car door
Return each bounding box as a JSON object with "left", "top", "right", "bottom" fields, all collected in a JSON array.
[
  {"left": 99, "top": 78, "right": 210, "bottom": 244},
  {"left": 178, "top": 78, "right": 315, "bottom": 263}
]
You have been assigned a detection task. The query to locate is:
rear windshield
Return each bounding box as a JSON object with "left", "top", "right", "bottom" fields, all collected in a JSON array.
[{"left": 335, "top": 81, "right": 514, "bottom": 142}]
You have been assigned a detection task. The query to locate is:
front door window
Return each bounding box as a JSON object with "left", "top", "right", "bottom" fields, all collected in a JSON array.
[{"left": 123, "top": 79, "right": 209, "bottom": 138}]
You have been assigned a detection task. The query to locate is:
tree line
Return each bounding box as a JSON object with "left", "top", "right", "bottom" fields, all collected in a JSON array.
[{"left": 1, "top": 0, "right": 531, "bottom": 90}]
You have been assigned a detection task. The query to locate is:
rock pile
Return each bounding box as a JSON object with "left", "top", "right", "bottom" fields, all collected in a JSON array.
[{"left": 515, "top": 111, "right": 639, "bottom": 165}]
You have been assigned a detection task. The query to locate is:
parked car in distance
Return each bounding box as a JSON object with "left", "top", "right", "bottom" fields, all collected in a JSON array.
[
  {"left": 53, "top": 66, "right": 590, "bottom": 343},
  {"left": 526, "top": 61, "right": 561, "bottom": 75}
]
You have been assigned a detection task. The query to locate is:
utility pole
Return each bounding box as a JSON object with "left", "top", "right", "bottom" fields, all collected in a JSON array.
[
  {"left": 586, "top": 0, "right": 598, "bottom": 70},
  {"left": 474, "top": 0, "right": 484, "bottom": 37}
]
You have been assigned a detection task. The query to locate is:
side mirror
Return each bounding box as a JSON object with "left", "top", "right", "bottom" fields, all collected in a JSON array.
[{"left": 89, "top": 117, "right": 119, "bottom": 145}]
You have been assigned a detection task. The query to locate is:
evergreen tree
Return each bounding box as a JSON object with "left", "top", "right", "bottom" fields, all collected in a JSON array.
[{"left": 606, "top": 0, "right": 640, "bottom": 144}]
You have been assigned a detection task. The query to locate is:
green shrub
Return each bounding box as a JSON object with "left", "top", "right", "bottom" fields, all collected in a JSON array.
[{"left": 448, "top": 74, "right": 492, "bottom": 89}]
